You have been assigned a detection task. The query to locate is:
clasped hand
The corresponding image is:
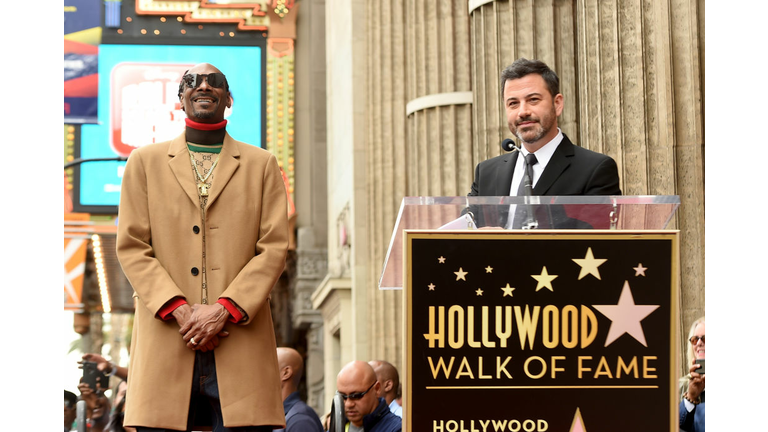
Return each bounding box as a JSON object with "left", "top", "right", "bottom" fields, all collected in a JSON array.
[{"left": 173, "top": 303, "right": 230, "bottom": 352}]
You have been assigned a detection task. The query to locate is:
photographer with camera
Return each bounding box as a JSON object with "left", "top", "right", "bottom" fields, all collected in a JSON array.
[
  {"left": 680, "top": 316, "right": 705, "bottom": 432},
  {"left": 77, "top": 378, "right": 111, "bottom": 432},
  {"left": 77, "top": 354, "right": 118, "bottom": 431},
  {"left": 81, "top": 353, "right": 128, "bottom": 382}
]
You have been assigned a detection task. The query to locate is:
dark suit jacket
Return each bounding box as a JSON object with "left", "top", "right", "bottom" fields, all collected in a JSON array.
[
  {"left": 468, "top": 134, "right": 621, "bottom": 228},
  {"left": 469, "top": 134, "right": 621, "bottom": 196}
]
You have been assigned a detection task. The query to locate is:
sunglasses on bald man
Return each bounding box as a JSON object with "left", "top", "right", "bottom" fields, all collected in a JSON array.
[
  {"left": 336, "top": 381, "right": 376, "bottom": 401},
  {"left": 182, "top": 73, "right": 228, "bottom": 90}
]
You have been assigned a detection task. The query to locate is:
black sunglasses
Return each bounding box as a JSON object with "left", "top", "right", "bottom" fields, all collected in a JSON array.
[
  {"left": 182, "top": 73, "right": 228, "bottom": 90},
  {"left": 689, "top": 335, "right": 705, "bottom": 344},
  {"left": 336, "top": 381, "right": 376, "bottom": 401}
]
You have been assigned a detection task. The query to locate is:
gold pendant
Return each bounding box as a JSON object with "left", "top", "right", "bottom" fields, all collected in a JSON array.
[{"left": 198, "top": 182, "right": 209, "bottom": 197}]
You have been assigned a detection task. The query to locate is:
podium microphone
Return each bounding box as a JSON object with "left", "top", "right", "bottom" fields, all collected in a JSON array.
[
  {"left": 501, "top": 138, "right": 517, "bottom": 152},
  {"left": 500, "top": 138, "right": 533, "bottom": 196}
]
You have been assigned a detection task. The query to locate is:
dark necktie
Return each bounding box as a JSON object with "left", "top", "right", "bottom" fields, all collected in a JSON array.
[
  {"left": 516, "top": 153, "right": 538, "bottom": 196},
  {"left": 511, "top": 153, "right": 538, "bottom": 228}
]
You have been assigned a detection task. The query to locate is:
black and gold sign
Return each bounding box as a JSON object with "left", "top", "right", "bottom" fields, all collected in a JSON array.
[{"left": 405, "top": 230, "right": 679, "bottom": 432}]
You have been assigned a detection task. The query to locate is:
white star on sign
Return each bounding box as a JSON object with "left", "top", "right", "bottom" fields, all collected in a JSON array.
[
  {"left": 428, "top": 283, "right": 435, "bottom": 290},
  {"left": 438, "top": 256, "right": 446, "bottom": 263},
  {"left": 454, "top": 267, "right": 468, "bottom": 281},
  {"left": 633, "top": 263, "right": 647, "bottom": 276},
  {"left": 592, "top": 281, "right": 659, "bottom": 347},
  {"left": 572, "top": 247, "right": 607, "bottom": 280}
]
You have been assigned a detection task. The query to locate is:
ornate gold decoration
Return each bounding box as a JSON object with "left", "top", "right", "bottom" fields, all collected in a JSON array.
[
  {"left": 135, "top": 0, "right": 296, "bottom": 31},
  {"left": 265, "top": 38, "right": 295, "bottom": 207}
]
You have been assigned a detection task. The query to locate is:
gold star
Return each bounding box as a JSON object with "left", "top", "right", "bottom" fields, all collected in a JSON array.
[
  {"left": 634, "top": 263, "right": 648, "bottom": 277},
  {"left": 572, "top": 247, "right": 607, "bottom": 280},
  {"left": 438, "top": 256, "right": 446, "bottom": 263},
  {"left": 532, "top": 266, "right": 558, "bottom": 292},
  {"left": 428, "top": 283, "right": 435, "bottom": 290},
  {"left": 485, "top": 266, "right": 493, "bottom": 273},
  {"left": 454, "top": 267, "right": 468, "bottom": 281},
  {"left": 501, "top": 283, "right": 515, "bottom": 297},
  {"left": 475, "top": 288, "right": 483, "bottom": 296}
]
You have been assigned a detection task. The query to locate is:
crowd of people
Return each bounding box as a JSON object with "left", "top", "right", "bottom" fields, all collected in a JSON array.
[
  {"left": 64, "top": 353, "right": 132, "bottom": 432},
  {"left": 66, "top": 352, "right": 404, "bottom": 432}
]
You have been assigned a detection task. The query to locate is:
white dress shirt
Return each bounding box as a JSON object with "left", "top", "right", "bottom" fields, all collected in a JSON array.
[
  {"left": 509, "top": 128, "right": 564, "bottom": 195},
  {"left": 504, "top": 129, "right": 564, "bottom": 229}
]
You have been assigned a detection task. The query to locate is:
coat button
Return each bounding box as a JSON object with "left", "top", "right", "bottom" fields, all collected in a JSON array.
[
  {"left": 191, "top": 267, "right": 199, "bottom": 276},
  {"left": 193, "top": 225, "right": 200, "bottom": 234}
]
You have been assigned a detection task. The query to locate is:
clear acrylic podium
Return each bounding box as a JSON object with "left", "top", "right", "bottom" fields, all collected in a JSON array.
[{"left": 379, "top": 195, "right": 680, "bottom": 290}]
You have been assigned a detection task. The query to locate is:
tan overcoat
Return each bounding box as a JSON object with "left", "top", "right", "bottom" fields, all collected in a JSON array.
[{"left": 116, "top": 131, "right": 288, "bottom": 430}]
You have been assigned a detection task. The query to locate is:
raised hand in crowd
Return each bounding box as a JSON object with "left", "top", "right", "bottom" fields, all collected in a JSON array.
[
  {"left": 80, "top": 352, "right": 129, "bottom": 382},
  {"left": 77, "top": 380, "right": 111, "bottom": 432}
]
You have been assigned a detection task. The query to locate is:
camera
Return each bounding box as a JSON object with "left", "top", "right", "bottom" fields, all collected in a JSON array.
[
  {"left": 694, "top": 359, "right": 705, "bottom": 375},
  {"left": 82, "top": 361, "right": 109, "bottom": 390}
]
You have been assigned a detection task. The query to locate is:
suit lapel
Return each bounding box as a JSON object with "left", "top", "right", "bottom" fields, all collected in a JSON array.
[
  {"left": 496, "top": 152, "right": 518, "bottom": 196},
  {"left": 167, "top": 132, "right": 200, "bottom": 208},
  {"left": 205, "top": 133, "right": 240, "bottom": 209},
  {"left": 533, "top": 135, "right": 575, "bottom": 195}
]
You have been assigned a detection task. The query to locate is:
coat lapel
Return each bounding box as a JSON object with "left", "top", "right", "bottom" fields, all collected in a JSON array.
[
  {"left": 205, "top": 133, "right": 240, "bottom": 209},
  {"left": 167, "top": 132, "right": 200, "bottom": 208},
  {"left": 496, "top": 151, "right": 518, "bottom": 196},
  {"left": 533, "top": 134, "right": 575, "bottom": 195}
]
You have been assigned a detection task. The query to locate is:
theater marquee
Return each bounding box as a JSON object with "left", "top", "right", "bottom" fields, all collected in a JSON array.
[{"left": 404, "top": 230, "right": 679, "bottom": 432}]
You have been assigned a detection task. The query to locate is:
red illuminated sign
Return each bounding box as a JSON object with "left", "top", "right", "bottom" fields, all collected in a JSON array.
[{"left": 110, "top": 63, "right": 193, "bottom": 156}]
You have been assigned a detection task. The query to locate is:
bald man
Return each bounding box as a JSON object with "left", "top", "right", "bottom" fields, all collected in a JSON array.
[
  {"left": 336, "top": 361, "right": 401, "bottom": 432},
  {"left": 274, "top": 348, "right": 324, "bottom": 432},
  {"left": 367, "top": 361, "right": 401, "bottom": 418}
]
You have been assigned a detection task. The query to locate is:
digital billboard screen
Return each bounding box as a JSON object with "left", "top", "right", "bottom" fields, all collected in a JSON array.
[{"left": 75, "top": 44, "right": 264, "bottom": 213}]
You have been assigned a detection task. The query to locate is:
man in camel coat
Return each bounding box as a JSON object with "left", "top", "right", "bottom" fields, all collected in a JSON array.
[{"left": 117, "top": 62, "right": 288, "bottom": 431}]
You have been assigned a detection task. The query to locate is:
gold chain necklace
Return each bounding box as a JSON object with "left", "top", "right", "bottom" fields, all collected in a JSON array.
[{"left": 189, "top": 151, "right": 219, "bottom": 197}]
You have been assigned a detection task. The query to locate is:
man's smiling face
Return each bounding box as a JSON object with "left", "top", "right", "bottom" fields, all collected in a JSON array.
[{"left": 179, "top": 63, "right": 231, "bottom": 123}]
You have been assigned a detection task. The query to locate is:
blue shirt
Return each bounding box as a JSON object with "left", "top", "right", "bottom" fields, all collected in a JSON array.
[{"left": 274, "top": 391, "right": 325, "bottom": 432}]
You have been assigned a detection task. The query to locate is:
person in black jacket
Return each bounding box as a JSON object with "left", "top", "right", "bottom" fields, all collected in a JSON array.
[
  {"left": 468, "top": 58, "right": 621, "bottom": 229},
  {"left": 336, "top": 361, "right": 401, "bottom": 432}
]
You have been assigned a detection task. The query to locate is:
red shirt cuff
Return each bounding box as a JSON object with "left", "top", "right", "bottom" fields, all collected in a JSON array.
[
  {"left": 158, "top": 298, "right": 188, "bottom": 320},
  {"left": 217, "top": 299, "right": 242, "bottom": 323}
]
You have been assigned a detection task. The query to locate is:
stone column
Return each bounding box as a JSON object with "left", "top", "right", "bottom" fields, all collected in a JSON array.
[
  {"left": 470, "top": 0, "right": 579, "bottom": 163},
  {"left": 295, "top": 0, "right": 329, "bottom": 415},
  {"left": 363, "top": 0, "right": 474, "bottom": 372},
  {"left": 575, "top": 0, "right": 704, "bottom": 367}
]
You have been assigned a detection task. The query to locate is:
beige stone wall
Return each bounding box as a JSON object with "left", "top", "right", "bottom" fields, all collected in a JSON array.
[{"left": 363, "top": 0, "right": 475, "bottom": 373}]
